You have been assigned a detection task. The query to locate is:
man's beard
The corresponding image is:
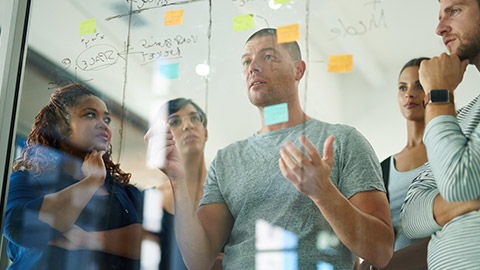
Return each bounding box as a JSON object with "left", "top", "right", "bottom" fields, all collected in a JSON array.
[{"left": 457, "top": 20, "right": 480, "bottom": 62}]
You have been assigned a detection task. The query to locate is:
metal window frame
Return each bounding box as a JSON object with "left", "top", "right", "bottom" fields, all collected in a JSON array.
[{"left": 0, "top": 0, "right": 31, "bottom": 266}]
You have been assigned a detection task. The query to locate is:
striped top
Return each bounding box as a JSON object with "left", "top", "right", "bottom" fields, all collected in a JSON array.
[{"left": 401, "top": 95, "right": 480, "bottom": 270}]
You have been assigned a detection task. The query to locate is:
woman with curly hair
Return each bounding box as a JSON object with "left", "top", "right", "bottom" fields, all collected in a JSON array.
[{"left": 3, "top": 83, "right": 143, "bottom": 269}]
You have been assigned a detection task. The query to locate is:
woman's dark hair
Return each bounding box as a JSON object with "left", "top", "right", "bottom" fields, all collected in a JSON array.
[
  {"left": 13, "top": 83, "right": 131, "bottom": 185},
  {"left": 162, "top": 98, "right": 207, "bottom": 127},
  {"left": 399, "top": 57, "right": 431, "bottom": 77}
]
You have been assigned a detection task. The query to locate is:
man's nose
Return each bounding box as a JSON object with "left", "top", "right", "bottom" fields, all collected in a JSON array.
[
  {"left": 182, "top": 117, "right": 194, "bottom": 131},
  {"left": 436, "top": 17, "right": 451, "bottom": 37},
  {"left": 248, "top": 58, "right": 262, "bottom": 74}
]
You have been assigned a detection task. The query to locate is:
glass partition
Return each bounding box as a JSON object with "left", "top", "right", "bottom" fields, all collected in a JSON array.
[{"left": 2, "top": 0, "right": 480, "bottom": 269}]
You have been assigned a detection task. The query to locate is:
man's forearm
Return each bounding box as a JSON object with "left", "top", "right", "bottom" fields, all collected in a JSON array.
[
  {"left": 433, "top": 194, "right": 480, "bottom": 226},
  {"left": 311, "top": 182, "right": 394, "bottom": 269},
  {"left": 425, "top": 103, "right": 456, "bottom": 125}
]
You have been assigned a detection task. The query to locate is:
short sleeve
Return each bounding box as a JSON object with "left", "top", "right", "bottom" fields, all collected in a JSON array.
[
  {"left": 199, "top": 156, "right": 225, "bottom": 207},
  {"left": 336, "top": 128, "right": 385, "bottom": 199}
]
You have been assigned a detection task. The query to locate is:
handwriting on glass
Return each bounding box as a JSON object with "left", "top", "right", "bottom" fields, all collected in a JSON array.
[
  {"left": 132, "top": 34, "right": 199, "bottom": 64},
  {"left": 126, "top": 0, "right": 170, "bottom": 10},
  {"left": 329, "top": 0, "right": 386, "bottom": 40},
  {"left": 80, "top": 33, "right": 106, "bottom": 48},
  {"left": 76, "top": 44, "right": 119, "bottom": 71}
]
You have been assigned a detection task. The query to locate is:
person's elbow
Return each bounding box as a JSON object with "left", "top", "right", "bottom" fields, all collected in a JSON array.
[{"left": 370, "top": 230, "right": 394, "bottom": 269}]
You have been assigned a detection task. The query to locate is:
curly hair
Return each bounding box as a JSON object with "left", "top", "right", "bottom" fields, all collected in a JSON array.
[{"left": 13, "top": 83, "right": 131, "bottom": 185}]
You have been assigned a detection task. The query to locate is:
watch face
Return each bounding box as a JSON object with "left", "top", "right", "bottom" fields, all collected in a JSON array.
[{"left": 430, "top": 89, "right": 450, "bottom": 103}]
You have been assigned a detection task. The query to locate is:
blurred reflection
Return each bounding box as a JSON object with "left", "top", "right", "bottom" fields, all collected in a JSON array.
[
  {"left": 3, "top": 84, "right": 143, "bottom": 269},
  {"left": 255, "top": 219, "right": 298, "bottom": 270},
  {"left": 145, "top": 98, "right": 223, "bottom": 270}
]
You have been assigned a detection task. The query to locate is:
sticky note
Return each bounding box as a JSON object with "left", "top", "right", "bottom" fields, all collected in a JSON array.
[
  {"left": 264, "top": 103, "right": 289, "bottom": 126},
  {"left": 233, "top": 14, "right": 254, "bottom": 32},
  {"left": 328, "top": 54, "right": 353, "bottom": 73},
  {"left": 277, "top": 24, "right": 300, "bottom": 44},
  {"left": 159, "top": 63, "right": 179, "bottom": 79},
  {"left": 79, "top": 19, "right": 96, "bottom": 36},
  {"left": 165, "top": 9, "right": 184, "bottom": 26},
  {"left": 274, "top": 0, "right": 292, "bottom": 4}
]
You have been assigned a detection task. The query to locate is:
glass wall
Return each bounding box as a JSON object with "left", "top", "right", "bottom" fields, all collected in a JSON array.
[{"left": 2, "top": 0, "right": 480, "bottom": 269}]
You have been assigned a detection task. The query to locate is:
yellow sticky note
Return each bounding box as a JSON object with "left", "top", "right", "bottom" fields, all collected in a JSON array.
[
  {"left": 165, "top": 9, "right": 184, "bottom": 26},
  {"left": 274, "top": 0, "right": 292, "bottom": 4},
  {"left": 328, "top": 54, "right": 353, "bottom": 73},
  {"left": 79, "top": 19, "right": 96, "bottom": 36},
  {"left": 233, "top": 14, "right": 254, "bottom": 32},
  {"left": 277, "top": 24, "right": 300, "bottom": 44}
]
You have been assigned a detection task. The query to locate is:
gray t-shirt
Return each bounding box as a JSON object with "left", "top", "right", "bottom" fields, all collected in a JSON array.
[{"left": 200, "top": 119, "right": 385, "bottom": 269}]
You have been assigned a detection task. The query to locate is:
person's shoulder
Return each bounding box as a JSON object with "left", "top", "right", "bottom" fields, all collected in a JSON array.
[
  {"left": 10, "top": 169, "right": 39, "bottom": 182},
  {"left": 308, "top": 118, "right": 357, "bottom": 137},
  {"left": 381, "top": 156, "right": 392, "bottom": 166},
  {"left": 157, "top": 180, "right": 173, "bottom": 196},
  {"left": 216, "top": 136, "right": 253, "bottom": 155}
]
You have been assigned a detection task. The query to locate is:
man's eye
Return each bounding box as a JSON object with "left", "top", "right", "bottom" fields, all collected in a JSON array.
[
  {"left": 265, "top": 54, "right": 273, "bottom": 59},
  {"left": 191, "top": 115, "right": 201, "bottom": 123},
  {"left": 399, "top": 86, "right": 407, "bottom": 92},
  {"left": 242, "top": 60, "right": 251, "bottom": 66},
  {"left": 85, "top": 112, "right": 96, "bottom": 118},
  {"left": 104, "top": 117, "right": 111, "bottom": 125},
  {"left": 168, "top": 119, "right": 181, "bottom": 127}
]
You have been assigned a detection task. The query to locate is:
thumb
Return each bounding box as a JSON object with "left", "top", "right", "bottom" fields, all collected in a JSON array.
[
  {"left": 461, "top": 58, "right": 470, "bottom": 72},
  {"left": 322, "top": 136, "right": 335, "bottom": 167}
]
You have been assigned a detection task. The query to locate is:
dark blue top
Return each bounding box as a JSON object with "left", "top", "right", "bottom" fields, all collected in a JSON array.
[
  {"left": 3, "top": 154, "right": 143, "bottom": 270},
  {"left": 159, "top": 210, "right": 187, "bottom": 270}
]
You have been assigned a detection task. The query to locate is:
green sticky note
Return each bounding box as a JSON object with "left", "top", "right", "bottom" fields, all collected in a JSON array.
[
  {"left": 264, "top": 103, "right": 289, "bottom": 126},
  {"left": 233, "top": 14, "right": 254, "bottom": 32},
  {"left": 274, "top": 0, "right": 292, "bottom": 4},
  {"left": 159, "top": 63, "right": 179, "bottom": 79},
  {"left": 79, "top": 18, "right": 96, "bottom": 36}
]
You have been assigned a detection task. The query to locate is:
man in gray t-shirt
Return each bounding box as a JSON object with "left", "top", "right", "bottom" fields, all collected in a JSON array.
[{"left": 146, "top": 28, "right": 394, "bottom": 270}]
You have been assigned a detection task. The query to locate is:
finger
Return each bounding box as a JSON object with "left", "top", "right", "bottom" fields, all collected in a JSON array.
[
  {"left": 283, "top": 141, "right": 311, "bottom": 168},
  {"left": 278, "top": 157, "right": 298, "bottom": 184},
  {"left": 322, "top": 136, "right": 335, "bottom": 167},
  {"left": 279, "top": 147, "right": 303, "bottom": 176},
  {"left": 461, "top": 58, "right": 470, "bottom": 72},
  {"left": 298, "top": 135, "right": 321, "bottom": 165},
  {"left": 84, "top": 150, "right": 96, "bottom": 160},
  {"left": 144, "top": 128, "right": 152, "bottom": 143}
]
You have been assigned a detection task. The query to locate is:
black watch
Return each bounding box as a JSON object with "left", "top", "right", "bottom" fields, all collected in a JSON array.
[{"left": 428, "top": 89, "right": 452, "bottom": 104}]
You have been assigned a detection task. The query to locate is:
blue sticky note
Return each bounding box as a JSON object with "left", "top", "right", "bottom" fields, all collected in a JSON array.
[
  {"left": 317, "top": 262, "right": 334, "bottom": 270},
  {"left": 264, "top": 103, "right": 289, "bottom": 126},
  {"left": 159, "top": 63, "right": 179, "bottom": 79}
]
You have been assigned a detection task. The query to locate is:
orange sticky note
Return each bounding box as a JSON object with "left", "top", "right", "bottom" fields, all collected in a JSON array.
[
  {"left": 328, "top": 54, "right": 353, "bottom": 73},
  {"left": 165, "top": 9, "right": 184, "bottom": 26},
  {"left": 277, "top": 24, "right": 300, "bottom": 44}
]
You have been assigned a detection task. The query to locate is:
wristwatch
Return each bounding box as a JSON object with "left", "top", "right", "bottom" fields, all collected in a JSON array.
[{"left": 427, "top": 89, "right": 453, "bottom": 104}]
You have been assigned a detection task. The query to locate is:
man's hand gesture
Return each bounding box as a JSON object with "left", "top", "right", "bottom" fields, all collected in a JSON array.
[{"left": 279, "top": 135, "right": 335, "bottom": 200}]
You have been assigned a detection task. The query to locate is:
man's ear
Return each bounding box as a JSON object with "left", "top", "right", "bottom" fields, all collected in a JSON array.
[
  {"left": 204, "top": 127, "right": 208, "bottom": 142},
  {"left": 294, "top": 60, "right": 306, "bottom": 81}
]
